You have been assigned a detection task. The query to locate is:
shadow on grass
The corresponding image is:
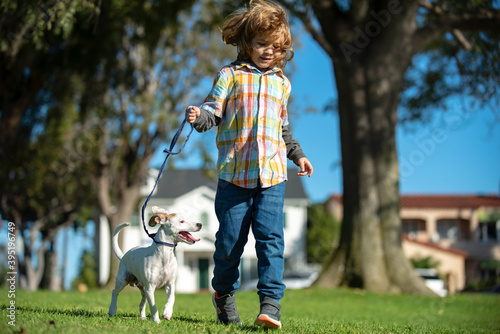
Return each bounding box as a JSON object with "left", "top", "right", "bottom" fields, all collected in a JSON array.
[
  {"left": 4, "top": 305, "right": 108, "bottom": 318},
  {"left": 176, "top": 315, "right": 270, "bottom": 332},
  {"left": 2, "top": 304, "right": 266, "bottom": 331}
]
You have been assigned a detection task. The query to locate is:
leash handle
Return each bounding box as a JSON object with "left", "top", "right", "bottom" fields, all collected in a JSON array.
[{"left": 141, "top": 113, "right": 194, "bottom": 243}]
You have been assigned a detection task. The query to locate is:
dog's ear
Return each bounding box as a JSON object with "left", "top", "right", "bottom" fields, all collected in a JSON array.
[
  {"left": 166, "top": 213, "right": 176, "bottom": 220},
  {"left": 148, "top": 215, "right": 160, "bottom": 227}
]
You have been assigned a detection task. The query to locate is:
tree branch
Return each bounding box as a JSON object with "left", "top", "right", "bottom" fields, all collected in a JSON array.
[
  {"left": 419, "top": 1, "right": 473, "bottom": 50},
  {"left": 276, "top": 0, "right": 336, "bottom": 58},
  {"left": 350, "top": 0, "right": 369, "bottom": 23},
  {"left": 96, "top": 125, "right": 113, "bottom": 218},
  {"left": 452, "top": 29, "right": 472, "bottom": 51},
  {"left": 415, "top": 2, "right": 500, "bottom": 52},
  {"left": 418, "top": 0, "right": 443, "bottom": 15}
]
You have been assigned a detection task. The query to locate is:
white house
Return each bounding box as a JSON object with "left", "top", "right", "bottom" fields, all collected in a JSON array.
[{"left": 98, "top": 169, "right": 310, "bottom": 293}]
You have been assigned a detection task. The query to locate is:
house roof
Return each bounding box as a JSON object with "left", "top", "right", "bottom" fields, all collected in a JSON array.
[
  {"left": 327, "top": 194, "right": 500, "bottom": 209},
  {"left": 400, "top": 194, "right": 500, "bottom": 209},
  {"left": 402, "top": 234, "right": 468, "bottom": 257},
  {"left": 154, "top": 169, "right": 309, "bottom": 200}
]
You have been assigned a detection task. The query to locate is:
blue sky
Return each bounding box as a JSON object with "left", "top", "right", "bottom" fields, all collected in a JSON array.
[{"left": 4, "top": 26, "right": 499, "bottom": 291}]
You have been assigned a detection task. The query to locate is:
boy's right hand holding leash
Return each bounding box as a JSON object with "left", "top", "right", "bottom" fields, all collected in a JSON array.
[{"left": 186, "top": 106, "right": 200, "bottom": 124}]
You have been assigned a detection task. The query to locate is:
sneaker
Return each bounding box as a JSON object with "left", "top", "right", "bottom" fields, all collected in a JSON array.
[
  {"left": 255, "top": 296, "right": 282, "bottom": 329},
  {"left": 212, "top": 292, "right": 242, "bottom": 325}
]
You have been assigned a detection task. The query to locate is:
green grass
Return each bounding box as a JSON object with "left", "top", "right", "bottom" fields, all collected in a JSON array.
[{"left": 1, "top": 287, "right": 499, "bottom": 333}]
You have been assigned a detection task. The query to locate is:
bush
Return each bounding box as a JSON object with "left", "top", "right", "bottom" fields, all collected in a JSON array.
[
  {"left": 71, "top": 251, "right": 98, "bottom": 291},
  {"left": 410, "top": 255, "right": 440, "bottom": 269},
  {"left": 306, "top": 203, "right": 341, "bottom": 264}
]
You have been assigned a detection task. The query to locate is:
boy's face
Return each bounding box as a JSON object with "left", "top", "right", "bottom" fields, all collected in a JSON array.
[{"left": 249, "top": 33, "right": 283, "bottom": 69}]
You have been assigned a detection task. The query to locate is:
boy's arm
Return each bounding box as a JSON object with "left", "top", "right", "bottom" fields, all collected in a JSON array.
[
  {"left": 282, "top": 125, "right": 305, "bottom": 164},
  {"left": 283, "top": 125, "right": 314, "bottom": 177},
  {"left": 188, "top": 107, "right": 220, "bottom": 132}
]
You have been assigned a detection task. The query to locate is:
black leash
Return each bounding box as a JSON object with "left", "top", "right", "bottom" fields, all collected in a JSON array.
[{"left": 141, "top": 114, "right": 194, "bottom": 247}]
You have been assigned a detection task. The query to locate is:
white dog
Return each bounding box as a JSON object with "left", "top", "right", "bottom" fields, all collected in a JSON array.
[{"left": 108, "top": 206, "right": 202, "bottom": 323}]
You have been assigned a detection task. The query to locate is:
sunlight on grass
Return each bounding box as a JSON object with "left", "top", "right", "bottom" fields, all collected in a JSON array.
[{"left": 1, "top": 288, "right": 499, "bottom": 333}]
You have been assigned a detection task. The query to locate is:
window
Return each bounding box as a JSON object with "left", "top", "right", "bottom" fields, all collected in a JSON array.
[
  {"left": 436, "top": 219, "right": 470, "bottom": 241},
  {"left": 402, "top": 219, "right": 426, "bottom": 236},
  {"left": 479, "top": 220, "right": 500, "bottom": 242}
]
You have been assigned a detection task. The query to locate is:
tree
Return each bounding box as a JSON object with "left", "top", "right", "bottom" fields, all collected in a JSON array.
[
  {"left": 0, "top": 104, "right": 95, "bottom": 290},
  {"left": 277, "top": 0, "right": 500, "bottom": 294},
  {"left": 0, "top": 0, "right": 100, "bottom": 290}
]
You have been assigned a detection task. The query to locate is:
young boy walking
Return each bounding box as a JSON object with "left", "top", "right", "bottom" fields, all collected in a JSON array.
[{"left": 186, "top": 0, "right": 313, "bottom": 329}]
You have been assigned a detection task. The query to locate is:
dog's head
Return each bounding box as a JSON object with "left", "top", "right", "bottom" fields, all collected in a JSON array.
[{"left": 148, "top": 206, "right": 202, "bottom": 245}]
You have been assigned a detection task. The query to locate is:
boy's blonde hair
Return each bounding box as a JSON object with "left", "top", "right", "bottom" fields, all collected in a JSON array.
[{"left": 221, "top": 0, "right": 294, "bottom": 69}]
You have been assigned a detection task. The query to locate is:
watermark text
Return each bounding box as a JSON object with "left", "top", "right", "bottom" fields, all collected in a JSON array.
[{"left": 6, "top": 221, "right": 17, "bottom": 327}]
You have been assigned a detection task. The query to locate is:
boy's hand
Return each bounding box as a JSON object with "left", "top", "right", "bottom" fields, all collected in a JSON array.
[
  {"left": 297, "top": 157, "right": 313, "bottom": 177},
  {"left": 186, "top": 106, "right": 200, "bottom": 124}
]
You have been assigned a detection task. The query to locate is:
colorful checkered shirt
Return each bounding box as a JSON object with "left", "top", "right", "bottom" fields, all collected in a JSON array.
[{"left": 200, "top": 61, "right": 291, "bottom": 188}]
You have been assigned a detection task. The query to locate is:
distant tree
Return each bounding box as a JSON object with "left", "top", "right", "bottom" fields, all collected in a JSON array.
[
  {"left": 0, "top": 0, "right": 98, "bottom": 148},
  {"left": 276, "top": 0, "right": 500, "bottom": 294},
  {"left": 0, "top": 0, "right": 99, "bottom": 290},
  {"left": 0, "top": 103, "right": 95, "bottom": 290},
  {"left": 307, "top": 203, "right": 341, "bottom": 264}
]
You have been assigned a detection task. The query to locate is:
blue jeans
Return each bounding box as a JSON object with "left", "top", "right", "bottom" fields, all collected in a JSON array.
[{"left": 212, "top": 179, "right": 286, "bottom": 303}]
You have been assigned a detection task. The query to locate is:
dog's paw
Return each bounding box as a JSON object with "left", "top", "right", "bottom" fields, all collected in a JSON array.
[
  {"left": 163, "top": 308, "right": 173, "bottom": 321},
  {"left": 108, "top": 308, "right": 116, "bottom": 317}
]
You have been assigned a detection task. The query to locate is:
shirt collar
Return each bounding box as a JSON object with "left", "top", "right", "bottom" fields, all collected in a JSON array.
[{"left": 232, "top": 60, "right": 283, "bottom": 76}]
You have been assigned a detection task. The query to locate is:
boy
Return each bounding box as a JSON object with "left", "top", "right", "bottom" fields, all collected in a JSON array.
[{"left": 186, "top": 0, "right": 313, "bottom": 329}]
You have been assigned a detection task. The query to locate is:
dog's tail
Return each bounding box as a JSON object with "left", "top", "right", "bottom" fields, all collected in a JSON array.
[{"left": 112, "top": 222, "right": 130, "bottom": 260}]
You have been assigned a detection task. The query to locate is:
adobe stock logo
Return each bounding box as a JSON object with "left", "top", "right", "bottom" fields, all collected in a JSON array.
[{"left": 340, "top": 0, "right": 405, "bottom": 63}]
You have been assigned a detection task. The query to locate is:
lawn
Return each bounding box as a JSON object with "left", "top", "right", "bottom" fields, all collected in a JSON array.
[{"left": 1, "top": 287, "right": 499, "bottom": 333}]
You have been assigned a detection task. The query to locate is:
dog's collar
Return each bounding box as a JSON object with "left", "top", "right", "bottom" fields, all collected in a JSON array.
[{"left": 151, "top": 233, "right": 177, "bottom": 248}]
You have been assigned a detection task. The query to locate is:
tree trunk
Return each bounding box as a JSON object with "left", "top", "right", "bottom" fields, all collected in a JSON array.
[
  {"left": 316, "top": 54, "right": 432, "bottom": 294},
  {"left": 19, "top": 221, "right": 47, "bottom": 291},
  {"left": 97, "top": 153, "right": 146, "bottom": 288},
  {"left": 40, "top": 241, "right": 61, "bottom": 291},
  {"left": 314, "top": 2, "right": 433, "bottom": 294},
  {"left": 105, "top": 190, "right": 139, "bottom": 288}
]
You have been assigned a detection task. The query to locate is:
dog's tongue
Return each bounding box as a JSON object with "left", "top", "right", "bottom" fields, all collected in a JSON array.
[{"left": 179, "top": 231, "right": 200, "bottom": 242}]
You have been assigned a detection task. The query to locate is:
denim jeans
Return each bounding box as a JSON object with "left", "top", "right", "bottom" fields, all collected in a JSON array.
[{"left": 212, "top": 179, "right": 286, "bottom": 303}]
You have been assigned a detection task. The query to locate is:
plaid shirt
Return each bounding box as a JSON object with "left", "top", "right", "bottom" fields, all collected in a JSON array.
[{"left": 200, "top": 61, "right": 291, "bottom": 188}]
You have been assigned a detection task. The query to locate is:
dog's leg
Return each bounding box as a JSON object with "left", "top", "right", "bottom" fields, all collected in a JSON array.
[
  {"left": 162, "top": 283, "right": 175, "bottom": 320},
  {"left": 145, "top": 285, "right": 160, "bottom": 323},
  {"left": 137, "top": 284, "right": 147, "bottom": 319},
  {"left": 108, "top": 272, "right": 127, "bottom": 317}
]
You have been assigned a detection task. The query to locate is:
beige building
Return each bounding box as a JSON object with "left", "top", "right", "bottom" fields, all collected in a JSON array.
[{"left": 326, "top": 194, "right": 500, "bottom": 293}]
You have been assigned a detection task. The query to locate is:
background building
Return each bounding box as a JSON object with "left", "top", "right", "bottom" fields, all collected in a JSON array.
[{"left": 326, "top": 194, "right": 500, "bottom": 292}]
